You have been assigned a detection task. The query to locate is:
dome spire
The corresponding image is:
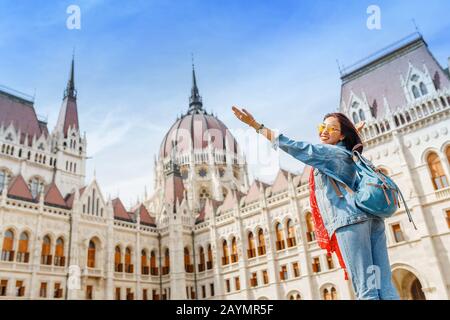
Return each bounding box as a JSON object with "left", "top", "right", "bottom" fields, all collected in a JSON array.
[
  {"left": 64, "top": 52, "right": 77, "bottom": 99},
  {"left": 188, "top": 56, "right": 204, "bottom": 114}
]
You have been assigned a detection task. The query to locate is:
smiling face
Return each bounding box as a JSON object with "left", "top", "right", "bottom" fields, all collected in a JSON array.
[{"left": 319, "top": 116, "right": 345, "bottom": 145}]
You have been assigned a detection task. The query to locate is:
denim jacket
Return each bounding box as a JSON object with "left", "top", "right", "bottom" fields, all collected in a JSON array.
[{"left": 272, "top": 133, "right": 376, "bottom": 236}]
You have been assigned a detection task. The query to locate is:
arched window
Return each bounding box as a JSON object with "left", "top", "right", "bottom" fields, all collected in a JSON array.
[
  {"left": 41, "top": 235, "right": 52, "bottom": 265},
  {"left": 115, "top": 246, "right": 122, "bottom": 272},
  {"left": 331, "top": 287, "right": 338, "bottom": 300},
  {"left": 358, "top": 109, "right": 365, "bottom": 121},
  {"left": 323, "top": 289, "right": 331, "bottom": 300},
  {"left": 29, "top": 177, "right": 44, "bottom": 199},
  {"left": 419, "top": 82, "right": 428, "bottom": 95},
  {"left": 275, "top": 222, "right": 285, "bottom": 250},
  {"left": 184, "top": 247, "right": 193, "bottom": 273},
  {"left": 150, "top": 250, "right": 158, "bottom": 275},
  {"left": 54, "top": 237, "right": 65, "bottom": 266},
  {"left": 305, "top": 213, "right": 316, "bottom": 242},
  {"left": 257, "top": 229, "right": 266, "bottom": 255},
  {"left": 247, "top": 232, "right": 256, "bottom": 258},
  {"left": 231, "top": 238, "right": 238, "bottom": 263},
  {"left": 163, "top": 248, "right": 170, "bottom": 275},
  {"left": 17, "top": 232, "right": 30, "bottom": 263},
  {"left": 352, "top": 112, "right": 359, "bottom": 124},
  {"left": 412, "top": 85, "right": 420, "bottom": 99},
  {"left": 141, "top": 250, "right": 149, "bottom": 275},
  {"left": 1, "top": 230, "right": 14, "bottom": 261},
  {"left": 87, "top": 240, "right": 96, "bottom": 268},
  {"left": 0, "top": 169, "right": 11, "bottom": 192},
  {"left": 125, "top": 247, "right": 133, "bottom": 273},
  {"left": 446, "top": 146, "right": 450, "bottom": 165},
  {"left": 207, "top": 244, "right": 213, "bottom": 269},
  {"left": 427, "top": 152, "right": 449, "bottom": 190},
  {"left": 286, "top": 219, "right": 296, "bottom": 247},
  {"left": 222, "top": 240, "right": 229, "bottom": 265},
  {"left": 198, "top": 246, "right": 205, "bottom": 272}
]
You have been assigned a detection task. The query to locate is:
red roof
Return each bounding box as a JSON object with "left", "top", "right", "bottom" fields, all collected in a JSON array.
[
  {"left": 7, "top": 175, "right": 34, "bottom": 201},
  {"left": 112, "top": 198, "right": 133, "bottom": 222},
  {"left": 55, "top": 97, "right": 79, "bottom": 137},
  {"left": 0, "top": 90, "right": 47, "bottom": 145},
  {"left": 44, "top": 183, "right": 67, "bottom": 208},
  {"left": 134, "top": 204, "right": 156, "bottom": 226}
]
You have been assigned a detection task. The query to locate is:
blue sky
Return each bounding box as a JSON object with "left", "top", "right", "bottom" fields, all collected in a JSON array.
[{"left": 1, "top": 0, "right": 449, "bottom": 206}]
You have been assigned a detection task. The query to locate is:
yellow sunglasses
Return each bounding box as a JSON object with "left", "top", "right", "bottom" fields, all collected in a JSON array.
[{"left": 317, "top": 123, "right": 341, "bottom": 135}]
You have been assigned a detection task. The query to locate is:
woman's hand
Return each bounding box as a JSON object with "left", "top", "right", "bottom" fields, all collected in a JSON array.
[
  {"left": 232, "top": 106, "right": 259, "bottom": 129},
  {"left": 355, "top": 121, "right": 365, "bottom": 133}
]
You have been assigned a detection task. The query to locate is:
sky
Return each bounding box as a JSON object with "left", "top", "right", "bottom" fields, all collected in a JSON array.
[{"left": 0, "top": 0, "right": 449, "bottom": 207}]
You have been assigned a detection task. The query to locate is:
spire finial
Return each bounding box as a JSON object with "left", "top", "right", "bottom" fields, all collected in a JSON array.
[
  {"left": 188, "top": 55, "right": 203, "bottom": 112},
  {"left": 64, "top": 54, "right": 77, "bottom": 99}
]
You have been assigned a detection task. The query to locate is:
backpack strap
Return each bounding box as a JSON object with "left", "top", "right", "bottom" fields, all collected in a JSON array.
[
  {"left": 397, "top": 188, "right": 418, "bottom": 230},
  {"left": 328, "top": 176, "right": 354, "bottom": 197}
]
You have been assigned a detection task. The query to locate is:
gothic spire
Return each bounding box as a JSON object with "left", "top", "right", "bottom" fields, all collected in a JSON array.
[
  {"left": 64, "top": 54, "right": 76, "bottom": 99},
  {"left": 188, "top": 62, "right": 204, "bottom": 113}
]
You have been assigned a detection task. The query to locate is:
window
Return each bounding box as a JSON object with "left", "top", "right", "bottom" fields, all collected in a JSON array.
[
  {"left": 202, "top": 285, "right": 206, "bottom": 298},
  {"left": 2, "top": 229, "right": 14, "bottom": 261},
  {"left": 279, "top": 265, "right": 288, "bottom": 281},
  {"left": 427, "top": 152, "right": 449, "bottom": 190},
  {"left": 275, "top": 223, "right": 285, "bottom": 250},
  {"left": 210, "top": 283, "right": 215, "bottom": 297},
  {"left": 198, "top": 168, "right": 208, "bottom": 177},
  {"left": 323, "top": 287, "right": 338, "bottom": 300},
  {"left": 292, "top": 262, "right": 300, "bottom": 277},
  {"left": 289, "top": 292, "right": 301, "bottom": 300},
  {"left": 262, "top": 270, "right": 269, "bottom": 284},
  {"left": 115, "top": 287, "right": 121, "bottom": 300},
  {"left": 446, "top": 210, "right": 450, "bottom": 229},
  {"left": 143, "top": 289, "right": 148, "bottom": 300},
  {"left": 331, "top": 287, "right": 338, "bottom": 300},
  {"left": 0, "top": 280, "right": 7, "bottom": 296},
  {"left": 184, "top": 247, "right": 193, "bottom": 273},
  {"left": 29, "top": 177, "right": 44, "bottom": 199},
  {"left": 150, "top": 250, "right": 158, "bottom": 275},
  {"left": 225, "top": 279, "right": 230, "bottom": 293},
  {"left": 198, "top": 246, "right": 205, "bottom": 272},
  {"left": 54, "top": 237, "right": 65, "bottom": 266},
  {"left": 54, "top": 283, "right": 63, "bottom": 298},
  {"left": 207, "top": 244, "right": 213, "bottom": 269},
  {"left": 125, "top": 247, "right": 133, "bottom": 273},
  {"left": 16, "top": 280, "right": 25, "bottom": 297},
  {"left": 163, "top": 248, "right": 170, "bottom": 275},
  {"left": 141, "top": 250, "right": 149, "bottom": 275},
  {"left": 234, "top": 277, "right": 240, "bottom": 291},
  {"left": 352, "top": 112, "right": 359, "bottom": 124},
  {"left": 126, "top": 288, "right": 134, "bottom": 300},
  {"left": 446, "top": 146, "right": 450, "bottom": 165},
  {"left": 286, "top": 219, "right": 296, "bottom": 247},
  {"left": 257, "top": 229, "right": 266, "bottom": 255},
  {"left": 115, "top": 246, "right": 122, "bottom": 272},
  {"left": 39, "top": 282, "right": 47, "bottom": 298},
  {"left": 250, "top": 272, "right": 258, "bottom": 287},
  {"left": 419, "top": 82, "right": 428, "bottom": 95},
  {"left": 17, "top": 232, "right": 30, "bottom": 263},
  {"left": 312, "top": 257, "right": 321, "bottom": 273},
  {"left": 412, "top": 85, "right": 420, "bottom": 98},
  {"left": 247, "top": 232, "right": 256, "bottom": 258},
  {"left": 231, "top": 238, "right": 238, "bottom": 263},
  {"left": 86, "top": 285, "right": 93, "bottom": 300},
  {"left": 41, "top": 235, "right": 52, "bottom": 265},
  {"left": 392, "top": 224, "right": 405, "bottom": 243},
  {"left": 305, "top": 212, "right": 316, "bottom": 242},
  {"left": 327, "top": 255, "right": 335, "bottom": 269},
  {"left": 358, "top": 109, "right": 365, "bottom": 121},
  {"left": 222, "top": 240, "right": 229, "bottom": 265},
  {"left": 87, "top": 240, "right": 96, "bottom": 268}
]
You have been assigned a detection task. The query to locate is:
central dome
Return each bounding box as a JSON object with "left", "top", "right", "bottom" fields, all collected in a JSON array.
[{"left": 159, "top": 66, "right": 239, "bottom": 159}]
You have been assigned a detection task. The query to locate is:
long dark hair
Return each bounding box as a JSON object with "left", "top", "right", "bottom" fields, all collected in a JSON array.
[{"left": 323, "top": 112, "right": 363, "bottom": 153}]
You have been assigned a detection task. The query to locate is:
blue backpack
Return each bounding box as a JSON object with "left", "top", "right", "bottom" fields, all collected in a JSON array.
[{"left": 328, "top": 143, "right": 417, "bottom": 230}]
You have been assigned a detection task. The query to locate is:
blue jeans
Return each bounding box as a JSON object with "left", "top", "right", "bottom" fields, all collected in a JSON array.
[{"left": 335, "top": 218, "right": 400, "bottom": 300}]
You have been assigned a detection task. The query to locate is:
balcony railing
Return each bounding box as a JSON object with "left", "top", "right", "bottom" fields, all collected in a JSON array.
[
  {"left": 257, "top": 246, "right": 266, "bottom": 256},
  {"left": 206, "top": 261, "right": 213, "bottom": 269},
  {"left": 151, "top": 267, "right": 159, "bottom": 276},
  {"left": 185, "top": 264, "right": 194, "bottom": 273},
  {"left": 276, "top": 240, "right": 285, "bottom": 251},
  {"left": 247, "top": 249, "right": 256, "bottom": 258},
  {"left": 41, "top": 255, "right": 52, "bottom": 265},
  {"left": 287, "top": 237, "right": 296, "bottom": 247},
  {"left": 16, "top": 252, "right": 30, "bottom": 263}
]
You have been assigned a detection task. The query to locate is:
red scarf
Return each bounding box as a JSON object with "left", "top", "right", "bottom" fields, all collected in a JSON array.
[{"left": 309, "top": 167, "right": 349, "bottom": 280}]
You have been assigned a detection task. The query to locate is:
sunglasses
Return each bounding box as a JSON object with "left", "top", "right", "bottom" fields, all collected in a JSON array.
[{"left": 317, "top": 123, "right": 341, "bottom": 135}]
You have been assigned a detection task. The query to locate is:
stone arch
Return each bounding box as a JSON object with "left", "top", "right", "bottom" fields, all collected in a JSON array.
[{"left": 391, "top": 263, "right": 428, "bottom": 300}]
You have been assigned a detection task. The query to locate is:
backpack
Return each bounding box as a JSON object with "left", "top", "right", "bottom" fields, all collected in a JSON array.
[{"left": 327, "top": 143, "right": 417, "bottom": 230}]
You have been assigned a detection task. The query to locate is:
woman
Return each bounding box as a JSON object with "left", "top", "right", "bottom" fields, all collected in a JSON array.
[{"left": 231, "top": 106, "right": 400, "bottom": 300}]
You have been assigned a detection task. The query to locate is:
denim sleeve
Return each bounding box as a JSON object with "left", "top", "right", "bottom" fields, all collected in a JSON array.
[{"left": 272, "top": 133, "right": 350, "bottom": 180}]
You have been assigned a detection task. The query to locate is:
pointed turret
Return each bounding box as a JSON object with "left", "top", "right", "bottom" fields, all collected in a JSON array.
[
  {"left": 55, "top": 56, "right": 79, "bottom": 137},
  {"left": 187, "top": 63, "right": 204, "bottom": 114}
]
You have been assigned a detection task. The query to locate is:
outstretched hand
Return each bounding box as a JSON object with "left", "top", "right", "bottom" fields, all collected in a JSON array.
[{"left": 232, "top": 106, "right": 258, "bottom": 129}]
